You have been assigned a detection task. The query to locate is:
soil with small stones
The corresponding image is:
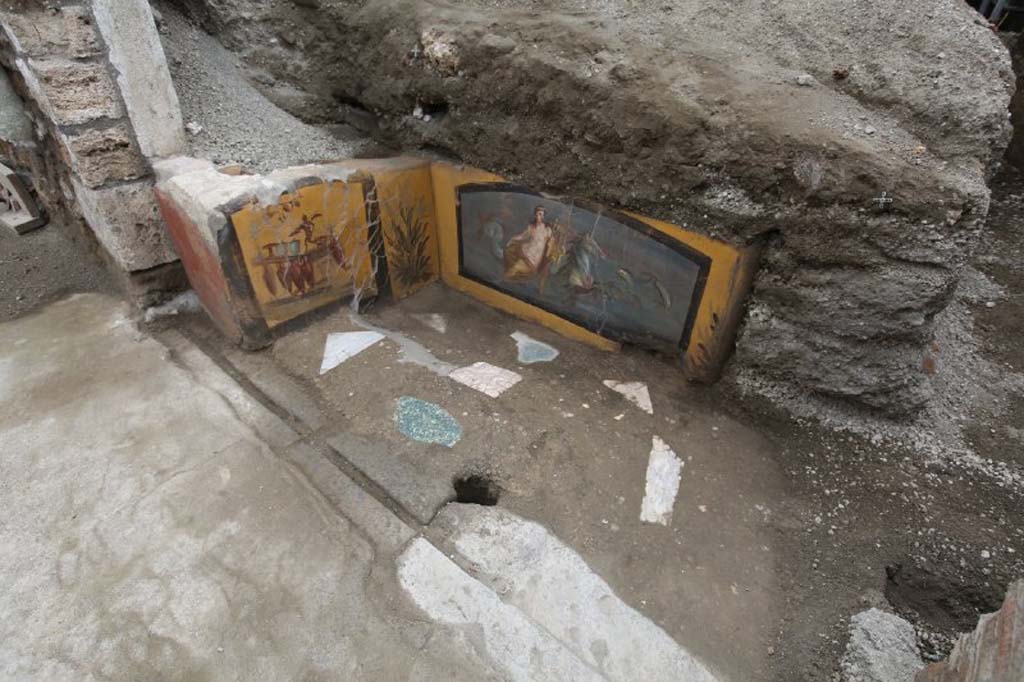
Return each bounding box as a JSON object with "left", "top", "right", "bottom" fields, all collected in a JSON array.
[
  {"left": 0, "top": 221, "right": 112, "bottom": 323},
  {"left": 154, "top": 2, "right": 385, "bottom": 173},
  {"left": 718, "top": 166, "right": 1024, "bottom": 680}
]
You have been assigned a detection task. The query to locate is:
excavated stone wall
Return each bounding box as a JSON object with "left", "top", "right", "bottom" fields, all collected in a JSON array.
[
  {"left": 169, "top": 1, "right": 1016, "bottom": 415},
  {"left": 0, "top": 0, "right": 188, "bottom": 303}
]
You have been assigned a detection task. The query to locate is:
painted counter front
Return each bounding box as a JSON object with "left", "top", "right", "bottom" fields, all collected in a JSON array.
[{"left": 157, "top": 156, "right": 758, "bottom": 381}]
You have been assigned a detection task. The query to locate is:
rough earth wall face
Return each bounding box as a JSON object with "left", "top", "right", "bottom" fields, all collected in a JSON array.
[
  {"left": 0, "top": 1, "right": 183, "bottom": 275},
  {"left": 1005, "top": 32, "right": 1024, "bottom": 171},
  {"left": 168, "top": 0, "right": 1012, "bottom": 416}
]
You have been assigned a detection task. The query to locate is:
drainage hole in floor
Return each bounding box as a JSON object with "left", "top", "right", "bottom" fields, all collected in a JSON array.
[{"left": 453, "top": 475, "right": 500, "bottom": 506}]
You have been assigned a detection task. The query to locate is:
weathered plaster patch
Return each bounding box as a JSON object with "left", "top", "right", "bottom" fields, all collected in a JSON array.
[
  {"left": 426, "top": 505, "right": 720, "bottom": 680},
  {"left": 397, "top": 537, "right": 600, "bottom": 681},
  {"left": 510, "top": 331, "right": 559, "bottom": 364},
  {"left": 640, "top": 436, "right": 683, "bottom": 526},
  {"left": 350, "top": 314, "right": 456, "bottom": 376},
  {"left": 603, "top": 380, "right": 654, "bottom": 415},
  {"left": 449, "top": 362, "right": 522, "bottom": 398},
  {"left": 394, "top": 396, "right": 462, "bottom": 447},
  {"left": 319, "top": 331, "right": 384, "bottom": 375}
]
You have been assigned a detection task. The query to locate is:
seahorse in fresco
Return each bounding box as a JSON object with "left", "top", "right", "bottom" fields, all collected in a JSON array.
[{"left": 616, "top": 268, "right": 672, "bottom": 310}]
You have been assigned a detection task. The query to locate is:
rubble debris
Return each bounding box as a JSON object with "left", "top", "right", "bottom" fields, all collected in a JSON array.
[
  {"left": 449, "top": 362, "right": 522, "bottom": 398},
  {"left": 841, "top": 608, "right": 923, "bottom": 682},
  {"left": 155, "top": 4, "right": 366, "bottom": 172},
  {"left": 318, "top": 331, "right": 383, "bottom": 375},
  {"left": 640, "top": 436, "right": 683, "bottom": 526},
  {"left": 143, "top": 290, "right": 201, "bottom": 322},
  {"left": 915, "top": 580, "right": 1024, "bottom": 682},
  {"left": 510, "top": 331, "right": 559, "bottom": 364},
  {"left": 394, "top": 396, "right": 462, "bottom": 447},
  {"left": 603, "top": 380, "right": 654, "bottom": 415},
  {"left": 0, "top": 164, "right": 46, "bottom": 235}
]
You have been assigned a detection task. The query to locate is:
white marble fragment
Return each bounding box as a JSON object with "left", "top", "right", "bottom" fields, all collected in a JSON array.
[
  {"left": 603, "top": 379, "right": 654, "bottom": 415},
  {"left": 640, "top": 436, "right": 683, "bottom": 526},
  {"left": 412, "top": 313, "right": 447, "bottom": 334},
  {"left": 405, "top": 505, "right": 720, "bottom": 681},
  {"left": 449, "top": 362, "right": 522, "bottom": 398},
  {"left": 319, "top": 331, "right": 384, "bottom": 375}
]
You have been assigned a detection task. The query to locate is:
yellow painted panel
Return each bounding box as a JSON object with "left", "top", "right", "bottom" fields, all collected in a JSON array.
[
  {"left": 429, "top": 162, "right": 756, "bottom": 374},
  {"left": 373, "top": 163, "right": 440, "bottom": 299},
  {"left": 229, "top": 180, "right": 376, "bottom": 328}
]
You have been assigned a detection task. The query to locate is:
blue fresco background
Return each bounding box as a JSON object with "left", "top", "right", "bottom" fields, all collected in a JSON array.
[{"left": 459, "top": 189, "right": 703, "bottom": 347}]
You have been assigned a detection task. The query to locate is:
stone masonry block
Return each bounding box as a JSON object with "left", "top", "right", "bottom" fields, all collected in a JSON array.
[
  {"left": 0, "top": 6, "right": 102, "bottom": 59},
  {"left": 23, "top": 58, "right": 123, "bottom": 127},
  {"left": 61, "top": 123, "right": 147, "bottom": 188},
  {"left": 91, "top": 0, "right": 186, "bottom": 158},
  {"left": 73, "top": 177, "right": 179, "bottom": 272}
]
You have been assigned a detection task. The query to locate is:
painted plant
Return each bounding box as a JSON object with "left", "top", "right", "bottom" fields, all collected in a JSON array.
[{"left": 384, "top": 199, "right": 434, "bottom": 290}]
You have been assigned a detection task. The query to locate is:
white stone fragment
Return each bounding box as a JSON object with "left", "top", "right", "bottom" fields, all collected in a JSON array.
[
  {"left": 412, "top": 313, "right": 447, "bottom": 334},
  {"left": 603, "top": 379, "right": 654, "bottom": 414},
  {"left": 449, "top": 362, "right": 522, "bottom": 398},
  {"left": 510, "top": 331, "right": 559, "bottom": 363},
  {"left": 92, "top": 0, "right": 187, "bottom": 157},
  {"left": 319, "top": 331, "right": 383, "bottom": 375},
  {"left": 640, "top": 436, "right": 683, "bottom": 526}
]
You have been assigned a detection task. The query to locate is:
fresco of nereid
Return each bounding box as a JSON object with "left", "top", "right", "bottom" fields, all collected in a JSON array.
[{"left": 458, "top": 184, "right": 710, "bottom": 352}]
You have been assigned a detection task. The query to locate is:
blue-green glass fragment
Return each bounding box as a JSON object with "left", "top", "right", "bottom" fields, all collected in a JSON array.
[{"left": 394, "top": 396, "right": 462, "bottom": 448}]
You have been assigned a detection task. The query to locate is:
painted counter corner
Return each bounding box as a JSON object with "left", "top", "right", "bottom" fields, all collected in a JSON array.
[
  {"left": 154, "top": 155, "right": 757, "bottom": 381},
  {"left": 430, "top": 162, "right": 757, "bottom": 377}
]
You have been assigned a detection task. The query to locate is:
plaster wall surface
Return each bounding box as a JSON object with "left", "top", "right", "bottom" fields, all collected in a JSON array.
[{"left": 157, "top": 156, "right": 752, "bottom": 377}]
